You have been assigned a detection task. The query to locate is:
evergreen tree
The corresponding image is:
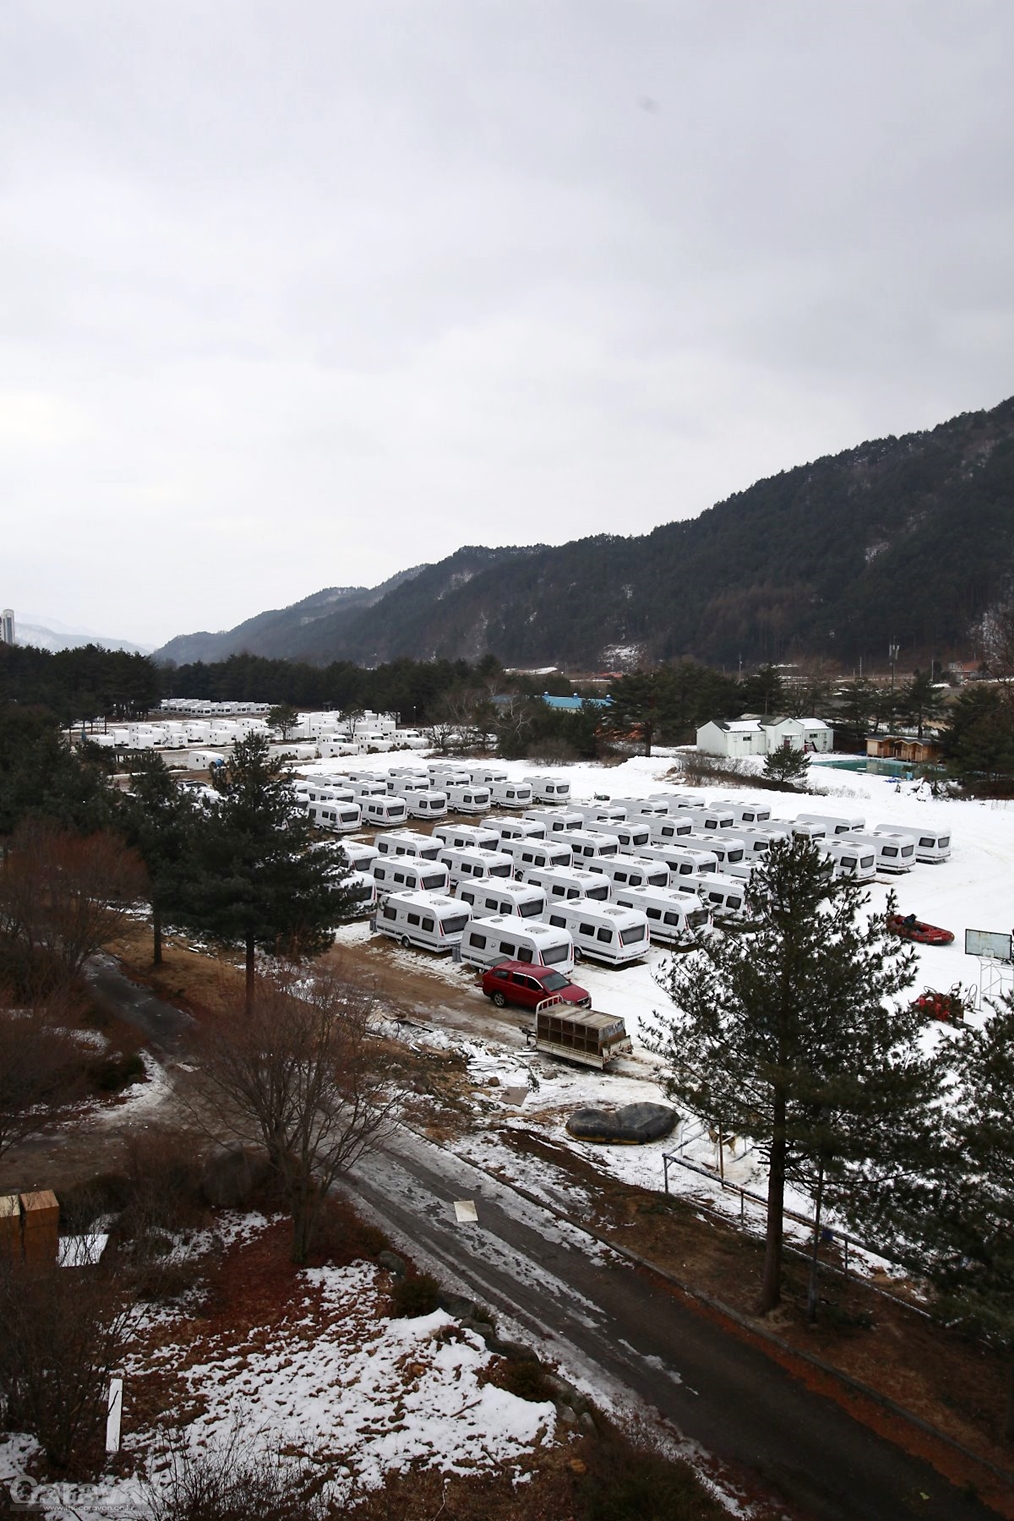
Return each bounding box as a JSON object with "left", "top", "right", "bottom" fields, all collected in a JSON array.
[
  {"left": 178, "top": 734, "right": 356, "bottom": 1004},
  {"left": 898, "top": 670, "right": 946, "bottom": 740},
  {"left": 739, "top": 664, "right": 785, "bottom": 717},
  {"left": 645, "top": 837, "right": 919, "bottom": 1314},
  {"left": 864, "top": 996, "right": 1014, "bottom": 1442},
  {"left": 123, "top": 753, "right": 201, "bottom": 965},
  {"left": 763, "top": 741, "right": 810, "bottom": 788},
  {"left": 0, "top": 706, "right": 118, "bottom": 838},
  {"left": 266, "top": 703, "right": 301, "bottom": 741},
  {"left": 607, "top": 670, "right": 674, "bottom": 756},
  {"left": 941, "top": 685, "right": 1014, "bottom": 789}
]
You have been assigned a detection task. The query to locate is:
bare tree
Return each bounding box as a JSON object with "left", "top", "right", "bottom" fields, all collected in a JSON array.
[
  {"left": 0, "top": 820, "right": 147, "bottom": 982},
  {"left": 0, "top": 1255, "right": 136, "bottom": 1473},
  {"left": 0, "top": 987, "right": 83, "bottom": 1164},
  {"left": 974, "top": 593, "right": 1014, "bottom": 712},
  {"left": 189, "top": 964, "right": 400, "bottom": 1263}
]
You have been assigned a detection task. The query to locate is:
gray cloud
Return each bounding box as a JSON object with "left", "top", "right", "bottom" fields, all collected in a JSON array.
[{"left": 1, "top": 1, "right": 1012, "bottom": 643}]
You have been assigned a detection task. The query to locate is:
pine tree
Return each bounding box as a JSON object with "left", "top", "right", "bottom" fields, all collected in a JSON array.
[
  {"left": 898, "top": 670, "right": 946, "bottom": 740},
  {"left": 644, "top": 837, "right": 920, "bottom": 1314},
  {"left": 867, "top": 996, "right": 1014, "bottom": 1442},
  {"left": 763, "top": 740, "right": 810, "bottom": 788},
  {"left": 123, "top": 752, "right": 200, "bottom": 965},
  {"left": 178, "top": 734, "right": 356, "bottom": 1005}
]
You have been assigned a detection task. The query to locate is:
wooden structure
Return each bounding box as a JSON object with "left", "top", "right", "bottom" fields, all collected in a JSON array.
[
  {"left": 866, "top": 735, "right": 942, "bottom": 764},
  {"left": 0, "top": 1190, "right": 60, "bottom": 1264}
]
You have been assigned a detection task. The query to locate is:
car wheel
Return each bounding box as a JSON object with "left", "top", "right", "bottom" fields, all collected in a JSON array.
[
  {"left": 492, "top": 991, "right": 506, "bottom": 1008},
  {"left": 400, "top": 935, "right": 411, "bottom": 949}
]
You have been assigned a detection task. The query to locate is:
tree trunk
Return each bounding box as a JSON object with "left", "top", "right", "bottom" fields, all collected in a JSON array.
[
  {"left": 759, "top": 1092, "right": 786, "bottom": 1314},
  {"left": 245, "top": 934, "right": 255, "bottom": 1012},
  {"left": 152, "top": 901, "right": 162, "bottom": 967},
  {"left": 806, "top": 1161, "right": 825, "bottom": 1323}
]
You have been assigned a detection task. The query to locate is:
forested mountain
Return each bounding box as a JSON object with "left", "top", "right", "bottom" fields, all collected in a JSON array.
[{"left": 156, "top": 397, "right": 1014, "bottom": 670}]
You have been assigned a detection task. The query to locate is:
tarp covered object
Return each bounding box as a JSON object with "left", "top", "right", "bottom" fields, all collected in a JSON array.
[{"left": 566, "top": 1102, "right": 677, "bottom": 1145}]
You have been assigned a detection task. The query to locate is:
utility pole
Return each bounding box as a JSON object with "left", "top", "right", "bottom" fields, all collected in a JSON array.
[{"left": 889, "top": 643, "right": 900, "bottom": 695}]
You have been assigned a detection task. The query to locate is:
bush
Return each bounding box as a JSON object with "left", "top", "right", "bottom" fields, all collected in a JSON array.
[
  {"left": 763, "top": 742, "right": 811, "bottom": 787},
  {"left": 90, "top": 1050, "right": 146, "bottom": 1092},
  {"left": 143, "top": 1430, "right": 334, "bottom": 1521},
  {"left": 390, "top": 1272, "right": 441, "bottom": 1318},
  {"left": 486, "top": 1357, "right": 554, "bottom": 1403},
  {"left": 574, "top": 1424, "right": 729, "bottom": 1521}
]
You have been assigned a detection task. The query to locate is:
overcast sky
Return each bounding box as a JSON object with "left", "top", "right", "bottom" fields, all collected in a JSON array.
[{"left": 2, "top": 2, "right": 1012, "bottom": 647}]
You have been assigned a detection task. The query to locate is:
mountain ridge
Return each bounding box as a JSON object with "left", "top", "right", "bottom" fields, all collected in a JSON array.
[{"left": 155, "top": 396, "right": 1014, "bottom": 670}]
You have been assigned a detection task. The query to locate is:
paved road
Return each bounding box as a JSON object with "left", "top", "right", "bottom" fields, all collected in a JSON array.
[
  {"left": 347, "top": 1127, "right": 999, "bottom": 1521},
  {"left": 83, "top": 952, "right": 193, "bottom": 1052}
]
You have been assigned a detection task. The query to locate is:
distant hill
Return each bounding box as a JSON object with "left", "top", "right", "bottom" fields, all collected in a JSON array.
[
  {"left": 15, "top": 619, "right": 153, "bottom": 655},
  {"left": 155, "top": 396, "right": 1014, "bottom": 670}
]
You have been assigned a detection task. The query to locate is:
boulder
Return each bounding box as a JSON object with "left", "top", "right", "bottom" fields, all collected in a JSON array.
[{"left": 566, "top": 1102, "right": 677, "bottom": 1145}]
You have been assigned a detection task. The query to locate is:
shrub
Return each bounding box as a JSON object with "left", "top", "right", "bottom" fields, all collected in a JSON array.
[
  {"left": 90, "top": 1050, "right": 146, "bottom": 1092},
  {"left": 486, "top": 1357, "right": 554, "bottom": 1403},
  {"left": 574, "top": 1424, "right": 729, "bottom": 1521},
  {"left": 143, "top": 1430, "right": 334, "bottom": 1521},
  {"left": 390, "top": 1272, "right": 441, "bottom": 1318}
]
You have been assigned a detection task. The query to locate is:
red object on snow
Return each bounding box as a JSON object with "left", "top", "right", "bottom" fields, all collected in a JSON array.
[
  {"left": 887, "top": 914, "right": 955, "bottom": 946},
  {"left": 912, "top": 985, "right": 968, "bottom": 1023}
]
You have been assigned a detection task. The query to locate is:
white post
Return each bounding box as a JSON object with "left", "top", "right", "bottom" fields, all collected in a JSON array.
[{"left": 105, "top": 1377, "right": 123, "bottom": 1454}]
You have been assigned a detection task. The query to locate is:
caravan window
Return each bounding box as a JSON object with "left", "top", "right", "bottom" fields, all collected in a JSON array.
[
  {"left": 579, "top": 922, "right": 595, "bottom": 937},
  {"left": 881, "top": 845, "right": 898, "bottom": 858},
  {"left": 596, "top": 927, "right": 613, "bottom": 943},
  {"left": 549, "top": 914, "right": 566, "bottom": 928},
  {"left": 421, "top": 874, "right": 444, "bottom": 890},
  {"left": 663, "top": 911, "right": 682, "bottom": 926},
  {"left": 407, "top": 913, "right": 420, "bottom": 926},
  {"left": 861, "top": 855, "right": 875, "bottom": 869},
  {"left": 382, "top": 905, "right": 396, "bottom": 920},
  {"left": 567, "top": 887, "right": 581, "bottom": 899},
  {"left": 460, "top": 890, "right": 476, "bottom": 905},
  {"left": 516, "top": 946, "right": 533, "bottom": 963},
  {"left": 440, "top": 914, "right": 468, "bottom": 935},
  {"left": 620, "top": 925, "right": 646, "bottom": 945},
  {"left": 421, "top": 916, "right": 434, "bottom": 932},
  {"left": 841, "top": 857, "right": 856, "bottom": 869},
  {"left": 490, "top": 861, "right": 511, "bottom": 877},
  {"left": 543, "top": 943, "right": 569, "bottom": 964},
  {"left": 614, "top": 870, "right": 628, "bottom": 883},
  {"left": 519, "top": 900, "right": 541, "bottom": 918},
  {"left": 499, "top": 940, "right": 517, "bottom": 958},
  {"left": 468, "top": 931, "right": 487, "bottom": 949},
  {"left": 485, "top": 897, "right": 500, "bottom": 911}
]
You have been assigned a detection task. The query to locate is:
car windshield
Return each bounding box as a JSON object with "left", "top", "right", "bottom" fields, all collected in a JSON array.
[{"left": 540, "top": 971, "right": 569, "bottom": 991}]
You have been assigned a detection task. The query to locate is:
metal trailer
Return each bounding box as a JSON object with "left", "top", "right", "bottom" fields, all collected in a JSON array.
[{"left": 528, "top": 997, "right": 632, "bottom": 1069}]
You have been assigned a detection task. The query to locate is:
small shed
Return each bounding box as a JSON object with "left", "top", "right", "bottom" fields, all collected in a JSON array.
[{"left": 696, "top": 719, "right": 765, "bottom": 757}]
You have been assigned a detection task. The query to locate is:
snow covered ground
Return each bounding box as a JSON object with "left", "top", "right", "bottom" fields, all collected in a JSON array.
[{"left": 322, "top": 748, "right": 1013, "bottom": 1248}]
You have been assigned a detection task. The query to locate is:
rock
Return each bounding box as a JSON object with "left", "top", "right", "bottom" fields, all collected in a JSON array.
[
  {"left": 566, "top": 1102, "right": 678, "bottom": 1145},
  {"left": 486, "top": 1075, "right": 501, "bottom": 1087},
  {"left": 579, "top": 1410, "right": 596, "bottom": 1433},
  {"left": 200, "top": 1146, "right": 269, "bottom": 1208},
  {"left": 557, "top": 1404, "right": 579, "bottom": 1426},
  {"left": 440, "top": 1294, "right": 475, "bottom": 1320},
  {"left": 377, "top": 1250, "right": 407, "bottom": 1277}
]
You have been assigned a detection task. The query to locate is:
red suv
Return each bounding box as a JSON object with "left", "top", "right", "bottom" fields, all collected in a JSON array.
[{"left": 481, "top": 960, "right": 591, "bottom": 1011}]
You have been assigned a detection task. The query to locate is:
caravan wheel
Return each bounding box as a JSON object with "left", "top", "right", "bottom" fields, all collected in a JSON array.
[
  {"left": 400, "top": 935, "right": 411, "bottom": 950},
  {"left": 573, "top": 947, "right": 582, "bottom": 962}
]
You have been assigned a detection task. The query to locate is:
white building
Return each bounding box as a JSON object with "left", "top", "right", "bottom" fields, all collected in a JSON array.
[
  {"left": 696, "top": 715, "right": 833, "bottom": 757},
  {"left": 1, "top": 609, "right": 14, "bottom": 645}
]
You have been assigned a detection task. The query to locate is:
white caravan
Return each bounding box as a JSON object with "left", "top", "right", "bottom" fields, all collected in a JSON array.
[
  {"left": 427, "top": 764, "right": 472, "bottom": 787},
  {"left": 459, "top": 917, "right": 574, "bottom": 973},
  {"left": 521, "top": 865, "right": 610, "bottom": 903},
  {"left": 819, "top": 839, "right": 878, "bottom": 882},
  {"left": 345, "top": 870, "right": 378, "bottom": 916},
  {"left": 875, "top": 824, "right": 950, "bottom": 864},
  {"left": 307, "top": 799, "right": 363, "bottom": 834},
  {"left": 375, "top": 892, "right": 470, "bottom": 953},
  {"left": 545, "top": 899, "right": 650, "bottom": 967},
  {"left": 489, "top": 779, "right": 534, "bottom": 809},
  {"left": 612, "top": 886, "right": 711, "bottom": 944},
  {"left": 790, "top": 820, "right": 828, "bottom": 841},
  {"left": 584, "top": 856, "right": 671, "bottom": 895},
  {"left": 679, "top": 806, "right": 737, "bottom": 832},
  {"left": 685, "top": 831, "right": 746, "bottom": 869},
  {"left": 587, "top": 818, "right": 652, "bottom": 852},
  {"left": 796, "top": 812, "right": 866, "bottom": 835},
  {"left": 857, "top": 830, "right": 914, "bottom": 873},
  {"left": 469, "top": 766, "right": 508, "bottom": 786},
  {"left": 336, "top": 840, "right": 380, "bottom": 871},
  {"left": 523, "top": 774, "right": 572, "bottom": 804},
  {"left": 640, "top": 842, "right": 720, "bottom": 879},
  {"left": 524, "top": 808, "right": 585, "bottom": 834},
  {"left": 712, "top": 800, "right": 773, "bottom": 826},
  {"left": 615, "top": 798, "right": 671, "bottom": 821},
  {"left": 437, "top": 846, "right": 515, "bottom": 889},
  {"left": 648, "top": 815, "right": 694, "bottom": 844},
  {"left": 693, "top": 874, "right": 752, "bottom": 920},
  {"left": 375, "top": 829, "right": 442, "bottom": 861},
  {"left": 362, "top": 796, "right": 410, "bottom": 828},
  {"left": 387, "top": 766, "right": 429, "bottom": 783},
  {"left": 647, "top": 792, "right": 698, "bottom": 814},
  {"left": 483, "top": 816, "right": 547, "bottom": 843},
  {"left": 572, "top": 802, "right": 627, "bottom": 826},
  {"left": 566, "top": 829, "right": 621, "bottom": 865},
  {"left": 444, "top": 784, "right": 492, "bottom": 816},
  {"left": 721, "top": 829, "right": 774, "bottom": 860},
  {"left": 504, "top": 837, "right": 574, "bottom": 875},
  {"left": 455, "top": 879, "right": 547, "bottom": 921},
  {"left": 372, "top": 857, "right": 451, "bottom": 899},
  {"left": 433, "top": 823, "right": 502, "bottom": 853}
]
